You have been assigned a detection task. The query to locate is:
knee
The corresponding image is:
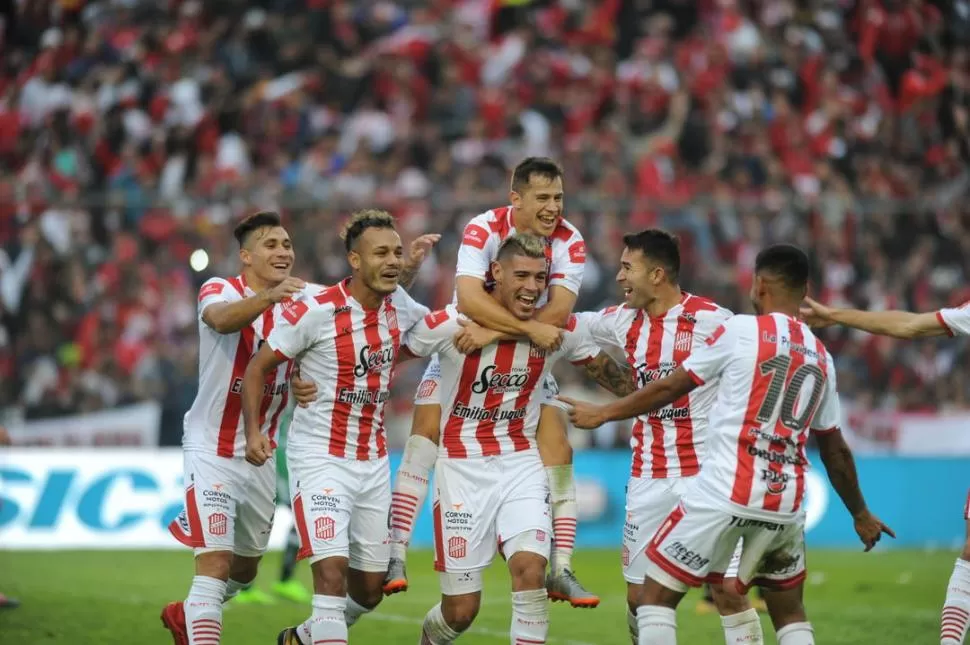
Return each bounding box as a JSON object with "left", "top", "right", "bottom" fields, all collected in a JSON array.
[
  {"left": 413, "top": 406, "right": 442, "bottom": 443},
  {"left": 312, "top": 559, "right": 348, "bottom": 596},
  {"left": 509, "top": 553, "right": 547, "bottom": 591},
  {"left": 441, "top": 596, "right": 480, "bottom": 632},
  {"left": 710, "top": 580, "right": 750, "bottom": 615},
  {"left": 356, "top": 580, "right": 385, "bottom": 609},
  {"left": 196, "top": 551, "right": 233, "bottom": 581},
  {"left": 627, "top": 585, "right": 643, "bottom": 614},
  {"left": 229, "top": 555, "right": 261, "bottom": 583}
]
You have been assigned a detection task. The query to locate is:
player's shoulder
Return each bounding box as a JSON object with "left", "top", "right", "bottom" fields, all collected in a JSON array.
[
  {"left": 278, "top": 282, "right": 343, "bottom": 325},
  {"left": 198, "top": 275, "right": 243, "bottom": 301},
  {"left": 461, "top": 206, "right": 512, "bottom": 249},
  {"left": 549, "top": 217, "right": 584, "bottom": 244},
  {"left": 682, "top": 293, "right": 732, "bottom": 318},
  {"left": 418, "top": 304, "right": 461, "bottom": 332}
]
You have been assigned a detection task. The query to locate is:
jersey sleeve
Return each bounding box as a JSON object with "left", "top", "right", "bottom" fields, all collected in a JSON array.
[
  {"left": 810, "top": 353, "right": 842, "bottom": 434},
  {"left": 548, "top": 230, "right": 586, "bottom": 294},
  {"left": 573, "top": 307, "right": 623, "bottom": 349},
  {"left": 681, "top": 316, "right": 743, "bottom": 385},
  {"left": 455, "top": 218, "right": 499, "bottom": 281},
  {"left": 937, "top": 302, "right": 970, "bottom": 337},
  {"left": 197, "top": 278, "right": 241, "bottom": 323},
  {"left": 266, "top": 300, "right": 323, "bottom": 360},
  {"left": 561, "top": 315, "right": 602, "bottom": 365},
  {"left": 403, "top": 310, "right": 458, "bottom": 358},
  {"left": 393, "top": 286, "right": 432, "bottom": 332}
]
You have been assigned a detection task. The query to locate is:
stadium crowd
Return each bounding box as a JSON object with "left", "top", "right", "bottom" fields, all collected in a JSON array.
[{"left": 1, "top": 0, "right": 969, "bottom": 449}]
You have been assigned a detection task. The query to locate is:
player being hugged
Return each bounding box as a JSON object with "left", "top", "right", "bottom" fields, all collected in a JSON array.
[
  {"left": 800, "top": 295, "right": 970, "bottom": 645},
  {"left": 388, "top": 157, "right": 598, "bottom": 607},
  {"left": 241, "top": 210, "right": 431, "bottom": 645},
  {"left": 160, "top": 211, "right": 318, "bottom": 645},
  {"left": 404, "top": 234, "right": 634, "bottom": 645},
  {"left": 560, "top": 244, "right": 894, "bottom": 645}
]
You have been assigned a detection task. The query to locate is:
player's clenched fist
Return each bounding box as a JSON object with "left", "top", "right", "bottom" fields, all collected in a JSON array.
[
  {"left": 853, "top": 509, "right": 895, "bottom": 552},
  {"left": 264, "top": 277, "right": 307, "bottom": 303},
  {"left": 526, "top": 320, "right": 563, "bottom": 351},
  {"left": 245, "top": 434, "right": 273, "bottom": 466},
  {"left": 453, "top": 318, "right": 502, "bottom": 354},
  {"left": 556, "top": 395, "right": 608, "bottom": 429},
  {"left": 291, "top": 368, "right": 318, "bottom": 408}
]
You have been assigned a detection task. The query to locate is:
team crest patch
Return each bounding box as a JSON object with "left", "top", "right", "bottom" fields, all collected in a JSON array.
[
  {"left": 208, "top": 513, "right": 228, "bottom": 536},
  {"left": 385, "top": 307, "right": 398, "bottom": 330},
  {"left": 417, "top": 379, "right": 437, "bottom": 400},
  {"left": 529, "top": 344, "right": 546, "bottom": 359},
  {"left": 315, "top": 516, "right": 335, "bottom": 540},
  {"left": 448, "top": 536, "right": 467, "bottom": 559},
  {"left": 674, "top": 331, "right": 692, "bottom": 352}
]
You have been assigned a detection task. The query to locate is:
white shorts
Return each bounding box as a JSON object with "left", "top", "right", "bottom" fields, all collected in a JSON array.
[
  {"left": 645, "top": 491, "right": 806, "bottom": 594},
  {"left": 289, "top": 451, "right": 391, "bottom": 572},
  {"left": 415, "top": 354, "right": 559, "bottom": 407},
  {"left": 622, "top": 476, "right": 696, "bottom": 584},
  {"left": 433, "top": 450, "right": 552, "bottom": 574},
  {"left": 168, "top": 450, "right": 276, "bottom": 557}
]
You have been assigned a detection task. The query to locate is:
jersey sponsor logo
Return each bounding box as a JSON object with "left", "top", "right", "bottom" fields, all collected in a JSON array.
[
  {"left": 471, "top": 365, "right": 530, "bottom": 394},
  {"left": 451, "top": 402, "right": 528, "bottom": 423},
  {"left": 448, "top": 535, "right": 467, "bottom": 559},
  {"left": 568, "top": 240, "right": 586, "bottom": 264},
  {"left": 354, "top": 344, "right": 395, "bottom": 377},
  {"left": 706, "top": 324, "right": 726, "bottom": 346},
  {"left": 198, "top": 282, "right": 225, "bottom": 302},
  {"left": 314, "top": 516, "right": 335, "bottom": 540},
  {"left": 281, "top": 298, "right": 309, "bottom": 325},
  {"left": 663, "top": 540, "right": 709, "bottom": 571},
  {"left": 417, "top": 379, "right": 438, "bottom": 400},
  {"left": 761, "top": 468, "right": 792, "bottom": 494},
  {"left": 230, "top": 377, "right": 287, "bottom": 397},
  {"left": 634, "top": 361, "right": 677, "bottom": 388},
  {"left": 310, "top": 494, "right": 339, "bottom": 512},
  {"left": 424, "top": 310, "right": 450, "bottom": 329},
  {"left": 461, "top": 224, "right": 489, "bottom": 250},
  {"left": 647, "top": 406, "right": 689, "bottom": 421},
  {"left": 337, "top": 388, "right": 391, "bottom": 405},
  {"left": 208, "top": 512, "right": 228, "bottom": 536},
  {"left": 728, "top": 516, "right": 783, "bottom": 531},
  {"left": 746, "top": 444, "right": 803, "bottom": 466},
  {"left": 444, "top": 505, "right": 472, "bottom": 529}
]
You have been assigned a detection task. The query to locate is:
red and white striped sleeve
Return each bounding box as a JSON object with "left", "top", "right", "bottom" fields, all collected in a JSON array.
[
  {"left": 561, "top": 315, "right": 601, "bottom": 365},
  {"left": 455, "top": 214, "right": 500, "bottom": 281},
  {"left": 265, "top": 298, "right": 325, "bottom": 360},
  {"left": 197, "top": 277, "right": 241, "bottom": 323},
  {"left": 680, "top": 316, "right": 744, "bottom": 386},
  {"left": 548, "top": 227, "right": 586, "bottom": 295},
  {"left": 403, "top": 309, "right": 458, "bottom": 358}
]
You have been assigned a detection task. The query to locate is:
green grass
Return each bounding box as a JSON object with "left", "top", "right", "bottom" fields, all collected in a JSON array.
[{"left": 0, "top": 549, "right": 952, "bottom": 644}]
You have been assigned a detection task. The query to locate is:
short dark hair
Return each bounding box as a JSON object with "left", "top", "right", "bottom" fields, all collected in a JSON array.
[
  {"left": 510, "top": 157, "right": 563, "bottom": 194},
  {"left": 622, "top": 229, "right": 681, "bottom": 281},
  {"left": 233, "top": 211, "right": 282, "bottom": 247},
  {"left": 755, "top": 244, "right": 810, "bottom": 292},
  {"left": 341, "top": 209, "right": 397, "bottom": 252},
  {"left": 496, "top": 233, "right": 548, "bottom": 263}
]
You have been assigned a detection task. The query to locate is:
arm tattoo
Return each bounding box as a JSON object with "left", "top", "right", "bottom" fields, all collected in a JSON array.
[
  {"left": 583, "top": 353, "right": 636, "bottom": 397},
  {"left": 399, "top": 263, "right": 420, "bottom": 290}
]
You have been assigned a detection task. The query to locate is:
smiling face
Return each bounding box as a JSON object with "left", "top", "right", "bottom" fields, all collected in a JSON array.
[
  {"left": 348, "top": 226, "right": 404, "bottom": 296},
  {"left": 491, "top": 253, "right": 547, "bottom": 320},
  {"left": 511, "top": 173, "right": 564, "bottom": 238},
  {"left": 616, "top": 246, "right": 664, "bottom": 309},
  {"left": 240, "top": 226, "right": 294, "bottom": 285}
]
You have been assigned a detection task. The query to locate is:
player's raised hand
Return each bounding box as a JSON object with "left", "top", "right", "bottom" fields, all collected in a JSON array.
[
  {"left": 556, "top": 395, "right": 608, "bottom": 429},
  {"left": 291, "top": 368, "right": 318, "bottom": 408},
  {"left": 453, "top": 318, "right": 501, "bottom": 354},
  {"left": 408, "top": 233, "right": 441, "bottom": 266},
  {"left": 526, "top": 321, "right": 564, "bottom": 352},
  {"left": 853, "top": 509, "right": 895, "bottom": 552},
  {"left": 245, "top": 434, "right": 273, "bottom": 466},
  {"left": 265, "top": 277, "right": 307, "bottom": 303},
  {"left": 800, "top": 297, "right": 836, "bottom": 329}
]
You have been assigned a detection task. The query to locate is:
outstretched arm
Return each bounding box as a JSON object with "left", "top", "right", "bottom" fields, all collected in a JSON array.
[
  {"left": 801, "top": 297, "right": 947, "bottom": 339},
  {"left": 242, "top": 344, "right": 288, "bottom": 465},
  {"left": 559, "top": 367, "right": 697, "bottom": 429},
  {"left": 580, "top": 352, "right": 636, "bottom": 397}
]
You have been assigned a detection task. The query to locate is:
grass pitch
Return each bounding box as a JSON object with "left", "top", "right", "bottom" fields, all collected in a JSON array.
[{"left": 0, "top": 548, "right": 950, "bottom": 643}]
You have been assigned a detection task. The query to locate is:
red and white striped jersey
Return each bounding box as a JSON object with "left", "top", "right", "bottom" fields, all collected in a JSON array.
[
  {"left": 266, "top": 279, "right": 429, "bottom": 460},
  {"left": 681, "top": 313, "right": 841, "bottom": 523},
  {"left": 578, "top": 294, "right": 732, "bottom": 479},
  {"left": 182, "top": 275, "right": 296, "bottom": 458},
  {"left": 404, "top": 305, "right": 600, "bottom": 458},
  {"left": 937, "top": 301, "right": 970, "bottom": 336},
  {"left": 456, "top": 206, "right": 586, "bottom": 302}
]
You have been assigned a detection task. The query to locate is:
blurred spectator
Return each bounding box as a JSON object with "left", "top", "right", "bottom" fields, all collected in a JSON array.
[{"left": 0, "top": 0, "right": 968, "bottom": 450}]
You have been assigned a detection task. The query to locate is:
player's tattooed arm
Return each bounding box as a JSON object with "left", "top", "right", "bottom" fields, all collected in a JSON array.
[
  {"left": 399, "top": 233, "right": 441, "bottom": 290},
  {"left": 581, "top": 352, "right": 635, "bottom": 397},
  {"left": 559, "top": 366, "right": 695, "bottom": 429}
]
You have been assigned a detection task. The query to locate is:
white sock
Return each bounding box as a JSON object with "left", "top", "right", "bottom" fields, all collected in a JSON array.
[
  {"left": 546, "top": 464, "right": 577, "bottom": 574},
  {"left": 390, "top": 435, "right": 438, "bottom": 561},
  {"left": 223, "top": 578, "right": 251, "bottom": 603},
  {"left": 184, "top": 575, "right": 227, "bottom": 645},
  {"left": 421, "top": 603, "right": 462, "bottom": 644},
  {"left": 511, "top": 589, "right": 549, "bottom": 644},
  {"left": 636, "top": 605, "right": 677, "bottom": 645},
  {"left": 776, "top": 622, "right": 814, "bottom": 645},
  {"left": 308, "top": 594, "right": 348, "bottom": 644},
  {"left": 721, "top": 608, "right": 764, "bottom": 645},
  {"left": 345, "top": 595, "right": 372, "bottom": 628},
  {"left": 942, "top": 558, "right": 970, "bottom": 644},
  {"left": 628, "top": 607, "right": 639, "bottom": 644}
]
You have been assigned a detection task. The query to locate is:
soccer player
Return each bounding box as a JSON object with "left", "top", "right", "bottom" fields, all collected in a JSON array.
[
  {"left": 560, "top": 244, "right": 894, "bottom": 645},
  {"left": 241, "top": 210, "right": 431, "bottom": 645},
  {"left": 800, "top": 295, "right": 970, "bottom": 645},
  {"left": 160, "top": 211, "right": 317, "bottom": 645},
  {"left": 569, "top": 229, "right": 762, "bottom": 644},
  {"left": 402, "top": 234, "right": 633, "bottom": 645},
  {"left": 388, "top": 157, "right": 598, "bottom": 607}
]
